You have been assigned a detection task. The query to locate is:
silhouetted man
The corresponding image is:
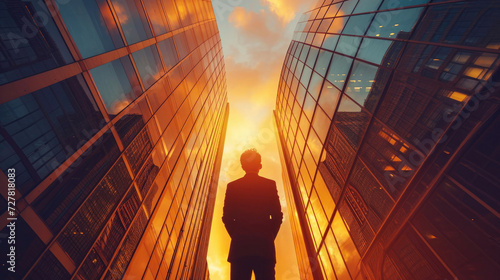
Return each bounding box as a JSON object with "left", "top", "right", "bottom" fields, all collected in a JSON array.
[{"left": 222, "top": 148, "right": 283, "bottom": 280}]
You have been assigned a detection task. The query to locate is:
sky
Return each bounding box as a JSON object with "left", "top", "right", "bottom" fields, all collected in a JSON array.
[{"left": 207, "top": 0, "right": 316, "bottom": 279}]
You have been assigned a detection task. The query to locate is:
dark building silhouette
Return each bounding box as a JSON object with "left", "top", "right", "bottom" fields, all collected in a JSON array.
[
  {"left": 274, "top": 0, "right": 500, "bottom": 279},
  {"left": 0, "top": 0, "right": 228, "bottom": 279}
]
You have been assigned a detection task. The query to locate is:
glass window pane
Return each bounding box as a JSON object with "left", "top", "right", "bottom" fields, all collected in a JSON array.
[
  {"left": 334, "top": 95, "right": 371, "bottom": 149},
  {"left": 314, "top": 174, "right": 335, "bottom": 217},
  {"left": 357, "top": 38, "right": 402, "bottom": 66},
  {"left": 344, "top": 61, "right": 379, "bottom": 106},
  {"left": 173, "top": 32, "right": 189, "bottom": 60},
  {"left": 336, "top": 35, "right": 362, "bottom": 56},
  {"left": 157, "top": 38, "right": 180, "bottom": 71},
  {"left": 142, "top": 0, "right": 169, "bottom": 34},
  {"left": 307, "top": 129, "right": 323, "bottom": 161},
  {"left": 161, "top": 0, "right": 181, "bottom": 30},
  {"left": 324, "top": 229, "right": 349, "bottom": 279},
  {"left": 332, "top": 213, "right": 362, "bottom": 275},
  {"left": 328, "top": 17, "right": 348, "bottom": 34},
  {"left": 366, "top": 8, "right": 424, "bottom": 39},
  {"left": 380, "top": 0, "right": 429, "bottom": 9},
  {"left": 314, "top": 50, "right": 333, "bottom": 77},
  {"left": 323, "top": 34, "right": 339, "bottom": 51},
  {"left": 342, "top": 14, "right": 375, "bottom": 35},
  {"left": 1, "top": 0, "right": 73, "bottom": 85},
  {"left": 353, "top": 0, "right": 383, "bottom": 14},
  {"left": 325, "top": 3, "right": 341, "bottom": 18},
  {"left": 319, "top": 81, "right": 341, "bottom": 119},
  {"left": 306, "top": 47, "right": 320, "bottom": 68},
  {"left": 300, "top": 44, "right": 311, "bottom": 62},
  {"left": 90, "top": 57, "right": 140, "bottom": 115},
  {"left": 339, "top": 1, "right": 359, "bottom": 15},
  {"left": 300, "top": 66, "right": 313, "bottom": 88},
  {"left": 326, "top": 54, "right": 353, "bottom": 89},
  {"left": 110, "top": 0, "right": 153, "bottom": 45},
  {"left": 312, "top": 106, "right": 331, "bottom": 144},
  {"left": 0, "top": 75, "right": 105, "bottom": 194},
  {"left": 132, "top": 45, "right": 164, "bottom": 89},
  {"left": 56, "top": 0, "right": 123, "bottom": 58},
  {"left": 308, "top": 71, "right": 324, "bottom": 100},
  {"left": 319, "top": 245, "right": 335, "bottom": 280},
  {"left": 303, "top": 93, "right": 316, "bottom": 121}
]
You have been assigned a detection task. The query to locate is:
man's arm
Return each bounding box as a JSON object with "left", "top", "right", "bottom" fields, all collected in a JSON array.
[
  {"left": 222, "top": 183, "right": 237, "bottom": 238},
  {"left": 269, "top": 181, "right": 283, "bottom": 238}
]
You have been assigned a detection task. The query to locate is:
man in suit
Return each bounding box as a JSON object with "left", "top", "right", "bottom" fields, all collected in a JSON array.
[{"left": 222, "top": 148, "right": 283, "bottom": 280}]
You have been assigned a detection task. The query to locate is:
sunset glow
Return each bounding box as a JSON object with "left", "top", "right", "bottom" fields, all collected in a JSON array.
[{"left": 207, "top": 1, "right": 315, "bottom": 279}]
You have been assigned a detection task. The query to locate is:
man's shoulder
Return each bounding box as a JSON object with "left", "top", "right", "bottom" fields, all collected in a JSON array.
[
  {"left": 257, "top": 175, "right": 276, "bottom": 185},
  {"left": 228, "top": 175, "right": 276, "bottom": 186}
]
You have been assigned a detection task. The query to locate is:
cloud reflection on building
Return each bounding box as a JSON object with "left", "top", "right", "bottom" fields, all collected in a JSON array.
[
  {"left": 0, "top": 0, "right": 228, "bottom": 279},
  {"left": 274, "top": 0, "right": 500, "bottom": 279}
]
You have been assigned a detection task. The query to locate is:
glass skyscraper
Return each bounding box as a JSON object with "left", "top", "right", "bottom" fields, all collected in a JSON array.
[
  {"left": 0, "top": 0, "right": 228, "bottom": 279},
  {"left": 275, "top": 0, "right": 500, "bottom": 279}
]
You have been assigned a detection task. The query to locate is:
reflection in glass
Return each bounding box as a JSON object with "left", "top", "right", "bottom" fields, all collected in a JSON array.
[
  {"left": 161, "top": 0, "right": 182, "bottom": 30},
  {"left": 380, "top": 0, "right": 429, "bottom": 9},
  {"left": 142, "top": 0, "right": 169, "bottom": 35},
  {"left": 353, "top": 0, "right": 383, "bottom": 14},
  {"left": 324, "top": 229, "right": 349, "bottom": 279},
  {"left": 314, "top": 50, "right": 333, "bottom": 76},
  {"left": 174, "top": 32, "right": 190, "bottom": 60},
  {"left": 308, "top": 72, "right": 323, "bottom": 100},
  {"left": 90, "top": 57, "right": 140, "bottom": 115},
  {"left": 357, "top": 38, "right": 399, "bottom": 66},
  {"left": 326, "top": 54, "right": 353, "bottom": 89},
  {"left": 323, "top": 34, "right": 339, "bottom": 52},
  {"left": 338, "top": 0, "right": 359, "bottom": 15},
  {"left": 306, "top": 47, "right": 320, "bottom": 68},
  {"left": 366, "top": 8, "right": 423, "bottom": 39},
  {"left": 318, "top": 81, "right": 341, "bottom": 119},
  {"left": 158, "top": 38, "right": 180, "bottom": 71},
  {"left": 1, "top": 0, "right": 73, "bottom": 84},
  {"left": 319, "top": 245, "right": 335, "bottom": 279},
  {"left": 300, "top": 66, "right": 313, "bottom": 88},
  {"left": 307, "top": 129, "right": 323, "bottom": 162},
  {"left": 328, "top": 17, "right": 348, "bottom": 34},
  {"left": 325, "top": 3, "right": 341, "bottom": 18},
  {"left": 334, "top": 95, "right": 370, "bottom": 149},
  {"left": 110, "top": 0, "right": 152, "bottom": 45},
  {"left": 0, "top": 75, "right": 104, "bottom": 193},
  {"left": 303, "top": 93, "right": 316, "bottom": 121},
  {"left": 132, "top": 45, "right": 164, "bottom": 89},
  {"left": 332, "top": 213, "right": 361, "bottom": 275},
  {"left": 344, "top": 61, "right": 379, "bottom": 106},
  {"left": 312, "top": 106, "right": 331, "bottom": 144},
  {"left": 56, "top": 0, "right": 123, "bottom": 58},
  {"left": 343, "top": 14, "right": 375, "bottom": 36},
  {"left": 336, "top": 35, "right": 362, "bottom": 57}
]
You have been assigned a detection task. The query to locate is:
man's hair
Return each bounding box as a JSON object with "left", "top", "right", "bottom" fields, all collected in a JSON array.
[{"left": 240, "top": 148, "right": 261, "bottom": 172}]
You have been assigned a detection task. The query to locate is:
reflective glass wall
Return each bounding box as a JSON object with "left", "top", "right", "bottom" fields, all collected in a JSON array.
[
  {"left": 0, "top": 0, "right": 228, "bottom": 279},
  {"left": 274, "top": 0, "right": 500, "bottom": 279}
]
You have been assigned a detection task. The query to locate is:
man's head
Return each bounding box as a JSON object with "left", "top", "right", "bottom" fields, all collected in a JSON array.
[{"left": 240, "top": 148, "right": 262, "bottom": 174}]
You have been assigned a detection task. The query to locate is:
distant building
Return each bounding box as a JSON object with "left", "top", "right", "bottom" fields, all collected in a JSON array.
[
  {"left": 274, "top": 0, "right": 500, "bottom": 279},
  {"left": 0, "top": 0, "right": 228, "bottom": 279}
]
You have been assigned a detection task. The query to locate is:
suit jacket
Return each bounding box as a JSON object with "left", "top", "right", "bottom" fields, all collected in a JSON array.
[{"left": 222, "top": 173, "right": 283, "bottom": 263}]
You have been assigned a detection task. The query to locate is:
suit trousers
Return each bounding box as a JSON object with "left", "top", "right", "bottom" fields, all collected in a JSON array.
[{"left": 230, "top": 256, "right": 275, "bottom": 280}]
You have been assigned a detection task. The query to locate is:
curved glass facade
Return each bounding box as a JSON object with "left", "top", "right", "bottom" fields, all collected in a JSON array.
[
  {"left": 275, "top": 0, "right": 500, "bottom": 279},
  {"left": 0, "top": 1, "right": 227, "bottom": 279}
]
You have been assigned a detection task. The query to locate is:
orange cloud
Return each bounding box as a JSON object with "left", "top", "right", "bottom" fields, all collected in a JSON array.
[
  {"left": 228, "top": 7, "right": 280, "bottom": 46},
  {"left": 261, "top": 0, "right": 306, "bottom": 24},
  {"left": 207, "top": 2, "right": 317, "bottom": 279}
]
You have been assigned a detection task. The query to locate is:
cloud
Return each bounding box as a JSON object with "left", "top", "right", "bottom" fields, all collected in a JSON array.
[
  {"left": 207, "top": 2, "right": 316, "bottom": 279},
  {"left": 228, "top": 7, "right": 280, "bottom": 46},
  {"left": 260, "top": 0, "right": 307, "bottom": 24}
]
